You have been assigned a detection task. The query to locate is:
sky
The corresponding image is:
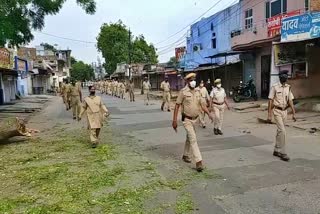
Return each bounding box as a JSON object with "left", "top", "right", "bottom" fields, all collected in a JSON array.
[{"left": 29, "top": 0, "right": 237, "bottom": 64}]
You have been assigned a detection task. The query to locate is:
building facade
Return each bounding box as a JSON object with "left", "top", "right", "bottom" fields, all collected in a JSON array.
[{"left": 231, "top": 0, "right": 311, "bottom": 98}]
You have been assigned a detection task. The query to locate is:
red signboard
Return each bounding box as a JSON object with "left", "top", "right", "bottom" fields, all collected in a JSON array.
[
  {"left": 267, "top": 10, "right": 301, "bottom": 38},
  {"left": 175, "top": 47, "right": 186, "bottom": 61}
]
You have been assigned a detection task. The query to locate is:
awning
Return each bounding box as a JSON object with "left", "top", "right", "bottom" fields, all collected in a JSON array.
[
  {"left": 273, "top": 37, "right": 319, "bottom": 45},
  {"left": 206, "top": 51, "right": 245, "bottom": 59}
]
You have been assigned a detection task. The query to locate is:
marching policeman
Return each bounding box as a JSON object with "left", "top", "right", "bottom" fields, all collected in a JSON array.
[
  {"left": 172, "top": 73, "right": 213, "bottom": 172},
  {"left": 268, "top": 70, "right": 296, "bottom": 162}
]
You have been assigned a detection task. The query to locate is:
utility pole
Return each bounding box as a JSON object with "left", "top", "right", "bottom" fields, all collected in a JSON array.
[{"left": 128, "top": 29, "right": 132, "bottom": 80}]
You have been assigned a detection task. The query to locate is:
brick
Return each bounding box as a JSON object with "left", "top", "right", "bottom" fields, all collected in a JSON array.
[{"left": 311, "top": 0, "right": 320, "bottom": 11}]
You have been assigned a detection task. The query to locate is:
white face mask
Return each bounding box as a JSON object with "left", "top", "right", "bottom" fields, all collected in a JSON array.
[
  {"left": 189, "top": 80, "right": 196, "bottom": 88},
  {"left": 217, "top": 84, "right": 222, "bottom": 88},
  {"left": 200, "top": 83, "right": 204, "bottom": 87}
]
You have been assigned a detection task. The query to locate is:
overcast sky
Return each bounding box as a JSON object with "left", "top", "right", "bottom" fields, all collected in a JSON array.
[{"left": 29, "top": 0, "right": 237, "bottom": 64}]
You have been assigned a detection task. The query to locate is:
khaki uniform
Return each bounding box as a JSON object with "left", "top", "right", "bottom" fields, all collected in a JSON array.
[
  {"left": 210, "top": 87, "right": 226, "bottom": 130},
  {"left": 176, "top": 86, "right": 205, "bottom": 163},
  {"left": 80, "top": 96, "right": 108, "bottom": 145},
  {"left": 128, "top": 82, "right": 135, "bottom": 102},
  {"left": 114, "top": 81, "right": 119, "bottom": 97},
  {"left": 161, "top": 81, "right": 171, "bottom": 110},
  {"left": 69, "top": 82, "right": 82, "bottom": 119},
  {"left": 197, "top": 86, "right": 210, "bottom": 127},
  {"left": 143, "top": 81, "right": 151, "bottom": 105},
  {"left": 268, "top": 82, "right": 294, "bottom": 154},
  {"left": 119, "top": 82, "right": 125, "bottom": 99},
  {"left": 62, "top": 83, "right": 71, "bottom": 110}
]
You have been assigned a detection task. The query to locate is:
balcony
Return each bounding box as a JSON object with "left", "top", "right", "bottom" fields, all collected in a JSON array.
[{"left": 231, "top": 22, "right": 269, "bottom": 50}]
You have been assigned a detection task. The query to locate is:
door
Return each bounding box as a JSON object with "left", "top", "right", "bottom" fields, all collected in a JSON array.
[{"left": 261, "top": 55, "right": 271, "bottom": 99}]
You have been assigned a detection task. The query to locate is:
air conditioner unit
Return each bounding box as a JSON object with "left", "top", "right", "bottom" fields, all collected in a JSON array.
[{"left": 193, "top": 44, "right": 202, "bottom": 52}]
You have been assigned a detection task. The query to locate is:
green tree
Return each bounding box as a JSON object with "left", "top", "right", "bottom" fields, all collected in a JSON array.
[
  {"left": 97, "top": 20, "right": 158, "bottom": 74},
  {"left": 0, "top": 0, "right": 96, "bottom": 46},
  {"left": 167, "top": 56, "right": 178, "bottom": 68},
  {"left": 70, "top": 61, "right": 94, "bottom": 81},
  {"left": 132, "top": 35, "right": 158, "bottom": 64}
]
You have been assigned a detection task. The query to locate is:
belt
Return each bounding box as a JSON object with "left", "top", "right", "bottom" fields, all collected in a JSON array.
[
  {"left": 275, "top": 106, "right": 288, "bottom": 111},
  {"left": 184, "top": 115, "right": 199, "bottom": 120},
  {"left": 213, "top": 102, "right": 224, "bottom": 105}
]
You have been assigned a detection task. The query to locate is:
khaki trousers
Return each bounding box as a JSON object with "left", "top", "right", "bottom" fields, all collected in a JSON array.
[
  {"left": 63, "top": 94, "right": 69, "bottom": 110},
  {"left": 162, "top": 92, "right": 171, "bottom": 109},
  {"left": 70, "top": 95, "right": 81, "bottom": 119},
  {"left": 144, "top": 90, "right": 150, "bottom": 105},
  {"left": 129, "top": 90, "right": 135, "bottom": 101},
  {"left": 183, "top": 118, "right": 202, "bottom": 163},
  {"left": 213, "top": 104, "right": 225, "bottom": 130},
  {"left": 90, "top": 128, "right": 101, "bottom": 144},
  {"left": 273, "top": 109, "right": 288, "bottom": 154},
  {"left": 199, "top": 111, "right": 206, "bottom": 127}
]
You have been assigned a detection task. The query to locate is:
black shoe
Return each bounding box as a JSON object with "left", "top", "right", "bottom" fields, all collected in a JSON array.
[
  {"left": 167, "top": 109, "right": 171, "bottom": 112},
  {"left": 280, "top": 154, "right": 290, "bottom": 162},
  {"left": 202, "top": 125, "right": 206, "bottom": 129},
  {"left": 196, "top": 161, "right": 204, "bottom": 172},
  {"left": 273, "top": 151, "right": 281, "bottom": 157},
  {"left": 91, "top": 144, "right": 97, "bottom": 148},
  {"left": 182, "top": 156, "right": 192, "bottom": 163},
  {"left": 214, "top": 128, "right": 218, "bottom": 135},
  {"left": 73, "top": 117, "right": 76, "bottom": 120},
  {"left": 217, "top": 129, "right": 223, "bottom": 135}
]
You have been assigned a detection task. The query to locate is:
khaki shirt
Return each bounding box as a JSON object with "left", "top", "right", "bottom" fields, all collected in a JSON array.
[
  {"left": 70, "top": 83, "right": 81, "bottom": 96},
  {"left": 128, "top": 83, "right": 134, "bottom": 91},
  {"left": 210, "top": 87, "right": 226, "bottom": 103},
  {"left": 268, "top": 82, "right": 294, "bottom": 109},
  {"left": 176, "top": 86, "right": 205, "bottom": 118},
  {"left": 119, "top": 83, "right": 125, "bottom": 90},
  {"left": 197, "top": 87, "right": 210, "bottom": 100},
  {"left": 160, "top": 81, "right": 170, "bottom": 92},
  {"left": 143, "top": 81, "right": 151, "bottom": 91}
]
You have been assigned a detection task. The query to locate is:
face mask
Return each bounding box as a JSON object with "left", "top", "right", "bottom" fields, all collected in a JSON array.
[
  {"left": 189, "top": 80, "right": 196, "bottom": 88},
  {"left": 200, "top": 83, "right": 204, "bottom": 87},
  {"left": 217, "top": 84, "right": 222, "bottom": 88},
  {"left": 279, "top": 75, "right": 288, "bottom": 83},
  {"left": 90, "top": 92, "right": 95, "bottom": 96}
]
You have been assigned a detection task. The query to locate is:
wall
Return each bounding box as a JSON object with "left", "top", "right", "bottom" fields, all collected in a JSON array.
[
  {"left": 184, "top": 2, "right": 241, "bottom": 69},
  {"left": 232, "top": 0, "right": 306, "bottom": 49},
  {"left": 311, "top": 0, "right": 320, "bottom": 11},
  {"left": 288, "top": 44, "right": 320, "bottom": 98}
]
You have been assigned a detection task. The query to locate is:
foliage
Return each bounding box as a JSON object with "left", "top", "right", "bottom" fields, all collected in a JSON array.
[
  {"left": 71, "top": 56, "right": 77, "bottom": 65},
  {"left": 167, "top": 56, "right": 178, "bottom": 68},
  {"left": 70, "top": 60, "right": 94, "bottom": 81},
  {"left": 97, "top": 20, "right": 158, "bottom": 74},
  {"left": 40, "top": 43, "right": 57, "bottom": 51},
  {"left": 0, "top": 0, "right": 96, "bottom": 46}
]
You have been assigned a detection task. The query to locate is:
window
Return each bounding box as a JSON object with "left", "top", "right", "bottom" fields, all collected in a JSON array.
[
  {"left": 197, "top": 27, "right": 200, "bottom": 36},
  {"left": 245, "top": 9, "right": 253, "bottom": 29},
  {"left": 266, "top": 0, "right": 287, "bottom": 19},
  {"left": 212, "top": 38, "right": 216, "bottom": 49},
  {"left": 211, "top": 23, "right": 214, "bottom": 31},
  {"left": 305, "top": 0, "right": 310, "bottom": 11}
]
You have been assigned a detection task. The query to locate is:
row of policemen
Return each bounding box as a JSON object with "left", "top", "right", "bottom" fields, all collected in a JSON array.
[
  {"left": 172, "top": 71, "right": 296, "bottom": 172},
  {"left": 60, "top": 78, "right": 82, "bottom": 120}
]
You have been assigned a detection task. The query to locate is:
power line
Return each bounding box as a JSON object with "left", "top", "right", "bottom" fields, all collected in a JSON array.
[
  {"left": 36, "top": 31, "right": 96, "bottom": 44},
  {"left": 154, "top": 0, "right": 226, "bottom": 45}
]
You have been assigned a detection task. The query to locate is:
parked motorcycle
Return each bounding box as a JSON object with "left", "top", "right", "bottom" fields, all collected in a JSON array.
[{"left": 231, "top": 79, "right": 258, "bottom": 103}]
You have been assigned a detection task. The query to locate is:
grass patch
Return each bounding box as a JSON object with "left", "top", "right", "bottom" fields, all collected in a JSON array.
[{"left": 175, "top": 193, "right": 194, "bottom": 214}]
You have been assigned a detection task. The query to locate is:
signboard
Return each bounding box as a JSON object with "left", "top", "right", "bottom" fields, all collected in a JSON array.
[
  {"left": 281, "top": 12, "right": 320, "bottom": 42},
  {"left": 175, "top": 47, "right": 186, "bottom": 61},
  {"left": 0, "top": 48, "right": 12, "bottom": 69},
  {"left": 14, "top": 57, "right": 28, "bottom": 79},
  {"left": 267, "top": 10, "right": 301, "bottom": 38}
]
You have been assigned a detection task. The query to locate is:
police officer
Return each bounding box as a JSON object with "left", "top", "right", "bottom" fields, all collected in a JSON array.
[
  {"left": 210, "top": 79, "right": 230, "bottom": 135},
  {"left": 69, "top": 79, "right": 82, "bottom": 120},
  {"left": 172, "top": 73, "right": 213, "bottom": 172},
  {"left": 196, "top": 80, "right": 210, "bottom": 128},
  {"left": 160, "top": 76, "right": 171, "bottom": 112},
  {"left": 142, "top": 77, "right": 151, "bottom": 105},
  {"left": 268, "top": 70, "right": 296, "bottom": 162}
]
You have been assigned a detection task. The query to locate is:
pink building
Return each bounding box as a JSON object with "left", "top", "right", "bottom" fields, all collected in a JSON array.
[{"left": 231, "top": 0, "right": 317, "bottom": 98}]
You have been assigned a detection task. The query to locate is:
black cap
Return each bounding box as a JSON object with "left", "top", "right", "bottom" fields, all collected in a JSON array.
[{"left": 279, "top": 70, "right": 289, "bottom": 76}]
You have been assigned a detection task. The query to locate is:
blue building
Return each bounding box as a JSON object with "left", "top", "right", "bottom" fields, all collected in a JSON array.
[{"left": 181, "top": 2, "right": 244, "bottom": 93}]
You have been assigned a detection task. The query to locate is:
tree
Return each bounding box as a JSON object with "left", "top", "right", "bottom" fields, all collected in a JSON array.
[
  {"left": 0, "top": 0, "right": 96, "bottom": 46},
  {"left": 167, "top": 56, "right": 178, "bottom": 68},
  {"left": 97, "top": 20, "right": 158, "bottom": 74},
  {"left": 70, "top": 61, "right": 94, "bottom": 81},
  {"left": 132, "top": 35, "right": 158, "bottom": 64},
  {"left": 40, "top": 43, "right": 57, "bottom": 52}
]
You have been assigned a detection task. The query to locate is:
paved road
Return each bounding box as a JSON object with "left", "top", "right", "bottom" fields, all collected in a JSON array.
[{"left": 103, "top": 92, "right": 320, "bottom": 214}]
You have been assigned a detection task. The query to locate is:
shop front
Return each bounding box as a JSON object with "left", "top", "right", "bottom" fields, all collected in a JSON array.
[
  {"left": 271, "top": 11, "right": 320, "bottom": 98},
  {"left": 0, "top": 48, "right": 16, "bottom": 104}
]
